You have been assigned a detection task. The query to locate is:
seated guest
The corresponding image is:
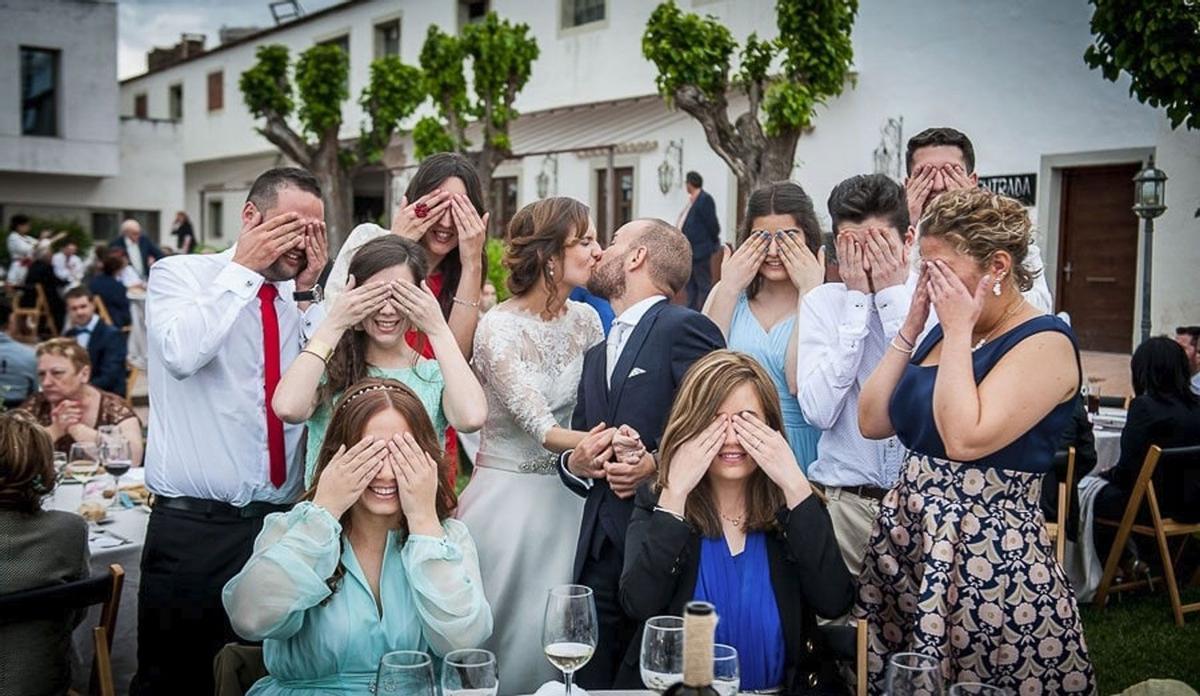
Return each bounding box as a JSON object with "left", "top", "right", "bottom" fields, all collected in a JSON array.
[
  {"left": 87, "top": 250, "right": 133, "bottom": 329},
  {"left": 619, "top": 350, "right": 853, "bottom": 693},
  {"left": 21, "top": 244, "right": 66, "bottom": 333},
  {"left": 62, "top": 287, "right": 128, "bottom": 395},
  {"left": 272, "top": 235, "right": 486, "bottom": 487},
  {"left": 1040, "top": 393, "right": 1098, "bottom": 542},
  {"left": 223, "top": 378, "right": 493, "bottom": 695},
  {"left": 0, "top": 412, "right": 90, "bottom": 696},
  {"left": 1094, "top": 337, "right": 1200, "bottom": 563},
  {"left": 16, "top": 338, "right": 143, "bottom": 466},
  {"left": 1175, "top": 325, "right": 1200, "bottom": 395},
  {"left": 0, "top": 303, "right": 38, "bottom": 408}
]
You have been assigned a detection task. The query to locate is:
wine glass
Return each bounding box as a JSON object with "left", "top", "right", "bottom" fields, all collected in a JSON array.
[
  {"left": 886, "top": 653, "right": 945, "bottom": 696},
  {"left": 67, "top": 442, "right": 99, "bottom": 485},
  {"left": 53, "top": 451, "right": 68, "bottom": 481},
  {"left": 948, "top": 684, "right": 1007, "bottom": 696},
  {"left": 640, "top": 615, "right": 684, "bottom": 693},
  {"left": 373, "top": 650, "right": 434, "bottom": 696},
  {"left": 101, "top": 437, "right": 132, "bottom": 508},
  {"left": 712, "top": 643, "right": 740, "bottom": 696},
  {"left": 543, "top": 584, "right": 598, "bottom": 696},
  {"left": 441, "top": 648, "right": 499, "bottom": 696}
]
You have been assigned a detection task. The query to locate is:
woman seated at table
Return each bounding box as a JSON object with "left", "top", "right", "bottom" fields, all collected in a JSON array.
[
  {"left": 1093, "top": 336, "right": 1200, "bottom": 562},
  {"left": 619, "top": 350, "right": 854, "bottom": 693},
  {"left": 272, "top": 235, "right": 487, "bottom": 487},
  {"left": 87, "top": 249, "right": 134, "bottom": 328},
  {"left": 0, "top": 412, "right": 90, "bottom": 696},
  {"left": 223, "top": 378, "right": 493, "bottom": 696},
  {"left": 16, "top": 338, "right": 143, "bottom": 466}
]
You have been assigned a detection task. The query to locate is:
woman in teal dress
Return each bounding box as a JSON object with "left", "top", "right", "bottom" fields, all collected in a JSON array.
[
  {"left": 223, "top": 378, "right": 493, "bottom": 695},
  {"left": 272, "top": 236, "right": 487, "bottom": 486},
  {"left": 703, "top": 182, "right": 826, "bottom": 471}
]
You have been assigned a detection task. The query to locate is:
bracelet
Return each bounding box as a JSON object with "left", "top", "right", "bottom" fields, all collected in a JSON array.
[
  {"left": 303, "top": 338, "right": 334, "bottom": 363},
  {"left": 653, "top": 505, "right": 685, "bottom": 522},
  {"left": 452, "top": 296, "right": 480, "bottom": 309},
  {"left": 888, "top": 337, "right": 914, "bottom": 354},
  {"left": 894, "top": 331, "right": 915, "bottom": 349},
  {"left": 300, "top": 348, "right": 330, "bottom": 365}
]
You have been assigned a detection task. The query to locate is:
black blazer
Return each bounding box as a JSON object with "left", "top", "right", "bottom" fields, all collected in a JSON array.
[
  {"left": 110, "top": 234, "right": 164, "bottom": 272},
  {"left": 75, "top": 320, "right": 127, "bottom": 395},
  {"left": 558, "top": 300, "right": 724, "bottom": 581},
  {"left": 1103, "top": 393, "right": 1200, "bottom": 521},
  {"left": 681, "top": 190, "right": 720, "bottom": 261},
  {"left": 618, "top": 486, "right": 855, "bottom": 694}
]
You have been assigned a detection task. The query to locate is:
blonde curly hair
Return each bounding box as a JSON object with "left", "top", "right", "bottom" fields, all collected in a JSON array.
[{"left": 917, "top": 188, "right": 1037, "bottom": 292}]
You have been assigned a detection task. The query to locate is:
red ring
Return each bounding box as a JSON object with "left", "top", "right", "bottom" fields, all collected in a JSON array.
[{"left": 414, "top": 203, "right": 429, "bottom": 219}]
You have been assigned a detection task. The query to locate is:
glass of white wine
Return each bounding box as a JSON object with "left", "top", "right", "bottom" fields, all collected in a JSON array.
[
  {"left": 542, "top": 584, "right": 597, "bottom": 696},
  {"left": 712, "top": 644, "right": 739, "bottom": 696},
  {"left": 640, "top": 615, "right": 684, "bottom": 693},
  {"left": 67, "top": 442, "right": 99, "bottom": 485}
]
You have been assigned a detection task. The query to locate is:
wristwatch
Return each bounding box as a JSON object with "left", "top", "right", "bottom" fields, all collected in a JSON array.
[{"left": 293, "top": 284, "right": 324, "bottom": 303}]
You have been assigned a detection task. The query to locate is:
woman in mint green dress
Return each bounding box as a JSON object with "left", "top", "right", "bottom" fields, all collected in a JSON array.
[
  {"left": 223, "top": 378, "right": 493, "bottom": 695},
  {"left": 272, "top": 236, "right": 487, "bottom": 487}
]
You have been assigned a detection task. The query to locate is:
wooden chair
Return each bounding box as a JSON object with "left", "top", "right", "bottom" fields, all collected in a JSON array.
[
  {"left": 821, "top": 619, "right": 869, "bottom": 695},
  {"left": 1093, "top": 445, "right": 1200, "bottom": 626},
  {"left": 92, "top": 626, "right": 115, "bottom": 696},
  {"left": 93, "top": 294, "right": 114, "bottom": 325},
  {"left": 10, "top": 284, "right": 57, "bottom": 339},
  {"left": 856, "top": 619, "right": 868, "bottom": 696},
  {"left": 1044, "top": 447, "right": 1077, "bottom": 564}
]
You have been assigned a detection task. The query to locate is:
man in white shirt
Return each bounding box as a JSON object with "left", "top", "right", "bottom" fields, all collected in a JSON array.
[
  {"left": 51, "top": 241, "right": 85, "bottom": 289},
  {"left": 133, "top": 167, "right": 328, "bottom": 696},
  {"left": 796, "top": 174, "right": 914, "bottom": 576},
  {"left": 904, "top": 127, "right": 1054, "bottom": 313}
]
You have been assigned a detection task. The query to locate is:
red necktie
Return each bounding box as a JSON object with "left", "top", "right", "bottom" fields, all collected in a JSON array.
[{"left": 258, "top": 284, "right": 286, "bottom": 488}]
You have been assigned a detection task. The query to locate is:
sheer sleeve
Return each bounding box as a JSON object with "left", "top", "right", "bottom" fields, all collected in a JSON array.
[
  {"left": 472, "top": 317, "right": 559, "bottom": 444},
  {"left": 222, "top": 502, "right": 342, "bottom": 642},
  {"left": 324, "top": 223, "right": 389, "bottom": 304},
  {"left": 401, "top": 518, "right": 493, "bottom": 656}
]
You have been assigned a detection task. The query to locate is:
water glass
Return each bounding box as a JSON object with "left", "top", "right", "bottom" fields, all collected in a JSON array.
[
  {"left": 374, "top": 650, "right": 434, "bottom": 696},
  {"left": 542, "top": 584, "right": 598, "bottom": 696},
  {"left": 640, "top": 615, "right": 684, "bottom": 693},
  {"left": 441, "top": 648, "right": 499, "bottom": 696},
  {"left": 885, "top": 652, "right": 944, "bottom": 696},
  {"left": 712, "top": 643, "right": 739, "bottom": 696},
  {"left": 949, "top": 684, "right": 1007, "bottom": 695}
]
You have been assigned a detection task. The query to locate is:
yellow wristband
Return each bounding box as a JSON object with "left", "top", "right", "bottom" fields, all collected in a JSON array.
[{"left": 304, "top": 338, "right": 334, "bottom": 363}]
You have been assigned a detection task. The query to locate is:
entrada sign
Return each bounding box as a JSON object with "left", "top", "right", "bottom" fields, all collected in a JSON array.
[{"left": 979, "top": 173, "right": 1036, "bottom": 206}]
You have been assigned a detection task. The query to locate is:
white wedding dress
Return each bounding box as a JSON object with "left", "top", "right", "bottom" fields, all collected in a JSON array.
[{"left": 457, "top": 299, "right": 603, "bottom": 696}]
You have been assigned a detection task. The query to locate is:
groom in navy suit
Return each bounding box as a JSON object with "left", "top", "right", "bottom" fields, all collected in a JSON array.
[{"left": 558, "top": 218, "right": 724, "bottom": 688}]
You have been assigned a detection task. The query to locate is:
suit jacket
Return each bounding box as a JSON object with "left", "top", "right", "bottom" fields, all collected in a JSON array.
[
  {"left": 70, "top": 320, "right": 127, "bottom": 394},
  {"left": 681, "top": 190, "right": 721, "bottom": 261},
  {"left": 111, "top": 234, "right": 164, "bottom": 275},
  {"left": 558, "top": 300, "right": 724, "bottom": 581},
  {"left": 617, "top": 486, "right": 855, "bottom": 694},
  {"left": 88, "top": 275, "right": 131, "bottom": 328}
]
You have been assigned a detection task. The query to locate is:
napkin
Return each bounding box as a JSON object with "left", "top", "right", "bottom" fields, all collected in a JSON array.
[{"left": 532, "top": 682, "right": 591, "bottom": 696}]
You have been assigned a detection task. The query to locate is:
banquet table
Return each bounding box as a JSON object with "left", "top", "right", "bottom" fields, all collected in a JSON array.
[
  {"left": 45, "top": 469, "right": 149, "bottom": 695},
  {"left": 1090, "top": 406, "right": 1126, "bottom": 474}
]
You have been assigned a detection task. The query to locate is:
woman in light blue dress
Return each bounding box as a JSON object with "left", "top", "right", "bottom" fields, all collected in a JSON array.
[
  {"left": 223, "top": 378, "right": 493, "bottom": 696},
  {"left": 702, "top": 182, "right": 826, "bottom": 471}
]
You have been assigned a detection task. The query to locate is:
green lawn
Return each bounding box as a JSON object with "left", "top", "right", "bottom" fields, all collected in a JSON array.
[{"left": 1080, "top": 587, "right": 1200, "bottom": 693}]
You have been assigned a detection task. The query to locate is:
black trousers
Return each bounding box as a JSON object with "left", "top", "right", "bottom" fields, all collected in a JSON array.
[
  {"left": 575, "top": 536, "right": 637, "bottom": 690},
  {"left": 130, "top": 505, "right": 272, "bottom": 696},
  {"left": 686, "top": 256, "right": 713, "bottom": 311}
]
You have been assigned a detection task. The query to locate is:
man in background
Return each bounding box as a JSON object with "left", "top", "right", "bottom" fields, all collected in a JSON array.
[
  {"left": 111, "top": 219, "right": 164, "bottom": 282},
  {"left": 52, "top": 240, "right": 85, "bottom": 289},
  {"left": 678, "top": 171, "right": 721, "bottom": 310},
  {"left": 1176, "top": 325, "right": 1200, "bottom": 394},
  {"left": 0, "top": 303, "right": 37, "bottom": 409},
  {"left": 63, "top": 287, "right": 127, "bottom": 395}
]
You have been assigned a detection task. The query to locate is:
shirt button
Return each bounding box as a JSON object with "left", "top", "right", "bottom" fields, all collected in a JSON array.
[{"left": 245, "top": 280, "right": 252, "bottom": 287}]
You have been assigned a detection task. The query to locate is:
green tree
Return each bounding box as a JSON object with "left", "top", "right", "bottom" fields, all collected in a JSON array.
[
  {"left": 240, "top": 44, "right": 424, "bottom": 251},
  {"left": 413, "top": 12, "right": 539, "bottom": 225},
  {"left": 643, "top": 0, "right": 857, "bottom": 197},
  {"left": 1084, "top": 0, "right": 1200, "bottom": 131}
]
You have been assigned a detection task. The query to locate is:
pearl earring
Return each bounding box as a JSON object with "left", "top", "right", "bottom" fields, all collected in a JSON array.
[
  {"left": 547, "top": 262, "right": 555, "bottom": 278},
  {"left": 992, "top": 275, "right": 1003, "bottom": 296}
]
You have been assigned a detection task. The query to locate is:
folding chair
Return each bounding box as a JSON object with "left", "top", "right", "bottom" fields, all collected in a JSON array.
[
  {"left": 1093, "top": 445, "right": 1200, "bottom": 626},
  {"left": 93, "top": 295, "right": 114, "bottom": 325},
  {"left": 11, "top": 284, "right": 57, "bottom": 339},
  {"left": 821, "top": 618, "right": 870, "bottom": 696},
  {"left": 1044, "top": 447, "right": 1077, "bottom": 564}
]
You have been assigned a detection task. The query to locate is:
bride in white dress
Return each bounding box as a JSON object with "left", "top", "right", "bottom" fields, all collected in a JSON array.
[{"left": 458, "top": 197, "right": 605, "bottom": 695}]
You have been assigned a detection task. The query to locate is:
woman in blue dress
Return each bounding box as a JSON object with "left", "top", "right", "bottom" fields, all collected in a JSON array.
[
  {"left": 856, "top": 189, "right": 1094, "bottom": 693},
  {"left": 703, "top": 181, "right": 826, "bottom": 471},
  {"left": 223, "top": 378, "right": 493, "bottom": 695}
]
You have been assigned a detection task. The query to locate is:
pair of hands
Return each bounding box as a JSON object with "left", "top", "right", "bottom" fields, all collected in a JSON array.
[
  {"left": 50, "top": 400, "right": 88, "bottom": 436},
  {"left": 720, "top": 231, "right": 825, "bottom": 294},
  {"left": 900, "top": 260, "right": 995, "bottom": 345},
  {"left": 837, "top": 227, "right": 909, "bottom": 294},
  {"left": 664, "top": 412, "right": 808, "bottom": 502},
  {"left": 232, "top": 212, "right": 329, "bottom": 292},
  {"left": 312, "top": 432, "right": 440, "bottom": 526},
  {"left": 905, "top": 162, "right": 974, "bottom": 224},
  {"left": 327, "top": 274, "right": 449, "bottom": 337},
  {"left": 391, "top": 190, "right": 489, "bottom": 264},
  {"left": 567, "top": 423, "right": 655, "bottom": 499}
]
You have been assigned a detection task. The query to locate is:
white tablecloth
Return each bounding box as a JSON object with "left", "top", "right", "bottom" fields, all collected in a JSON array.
[
  {"left": 1093, "top": 429, "right": 1121, "bottom": 474},
  {"left": 46, "top": 469, "right": 149, "bottom": 695}
]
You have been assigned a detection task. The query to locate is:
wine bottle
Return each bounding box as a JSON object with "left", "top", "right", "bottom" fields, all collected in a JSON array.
[{"left": 663, "top": 601, "right": 720, "bottom": 696}]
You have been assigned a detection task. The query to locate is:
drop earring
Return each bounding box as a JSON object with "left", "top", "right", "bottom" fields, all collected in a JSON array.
[
  {"left": 547, "top": 261, "right": 555, "bottom": 279},
  {"left": 992, "top": 274, "right": 1003, "bottom": 296}
]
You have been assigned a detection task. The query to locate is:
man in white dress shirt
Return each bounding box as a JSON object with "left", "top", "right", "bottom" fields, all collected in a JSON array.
[
  {"left": 796, "top": 174, "right": 914, "bottom": 576},
  {"left": 133, "top": 167, "right": 327, "bottom": 696},
  {"left": 51, "top": 241, "right": 85, "bottom": 289}
]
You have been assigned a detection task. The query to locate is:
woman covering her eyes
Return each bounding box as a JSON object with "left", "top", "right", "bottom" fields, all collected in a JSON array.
[{"left": 223, "top": 378, "right": 492, "bottom": 696}]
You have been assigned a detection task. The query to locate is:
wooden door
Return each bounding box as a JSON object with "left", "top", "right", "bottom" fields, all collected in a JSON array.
[{"left": 1056, "top": 164, "right": 1139, "bottom": 352}]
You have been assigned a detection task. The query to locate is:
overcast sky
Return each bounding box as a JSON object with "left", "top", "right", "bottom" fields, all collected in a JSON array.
[{"left": 117, "top": 0, "right": 344, "bottom": 79}]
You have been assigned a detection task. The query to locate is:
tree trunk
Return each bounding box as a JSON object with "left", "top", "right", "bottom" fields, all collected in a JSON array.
[{"left": 317, "top": 167, "right": 354, "bottom": 257}]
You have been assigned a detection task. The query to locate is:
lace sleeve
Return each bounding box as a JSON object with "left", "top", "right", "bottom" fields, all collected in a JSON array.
[{"left": 472, "top": 314, "right": 559, "bottom": 445}]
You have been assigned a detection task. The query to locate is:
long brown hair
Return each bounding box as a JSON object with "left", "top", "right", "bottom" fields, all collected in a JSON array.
[
  {"left": 0, "top": 412, "right": 57, "bottom": 514},
  {"left": 321, "top": 236, "right": 429, "bottom": 405},
  {"left": 738, "top": 182, "right": 822, "bottom": 300},
  {"left": 655, "top": 350, "right": 787, "bottom": 537},
  {"left": 303, "top": 378, "right": 457, "bottom": 595},
  {"left": 503, "top": 197, "right": 591, "bottom": 312}
]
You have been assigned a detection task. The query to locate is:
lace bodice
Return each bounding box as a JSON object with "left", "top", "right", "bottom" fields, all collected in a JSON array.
[{"left": 471, "top": 300, "right": 603, "bottom": 474}]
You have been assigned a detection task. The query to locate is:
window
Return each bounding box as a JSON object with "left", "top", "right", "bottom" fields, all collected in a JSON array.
[
  {"left": 595, "top": 166, "right": 633, "bottom": 239},
  {"left": 207, "top": 71, "right": 223, "bottom": 112},
  {"left": 459, "top": 0, "right": 489, "bottom": 27},
  {"left": 91, "top": 212, "right": 119, "bottom": 241},
  {"left": 490, "top": 176, "right": 518, "bottom": 236},
  {"left": 207, "top": 198, "right": 224, "bottom": 240},
  {"left": 320, "top": 34, "right": 350, "bottom": 56},
  {"left": 134, "top": 93, "right": 148, "bottom": 119},
  {"left": 20, "top": 46, "right": 59, "bottom": 136},
  {"left": 374, "top": 19, "right": 400, "bottom": 57},
  {"left": 168, "top": 84, "right": 183, "bottom": 120},
  {"left": 562, "top": 0, "right": 605, "bottom": 29}
]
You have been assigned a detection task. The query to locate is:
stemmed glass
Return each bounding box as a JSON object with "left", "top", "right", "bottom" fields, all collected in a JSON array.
[
  {"left": 712, "top": 644, "right": 739, "bottom": 696},
  {"left": 542, "top": 584, "right": 598, "bottom": 696},
  {"left": 373, "top": 650, "right": 434, "bottom": 695},
  {"left": 640, "top": 615, "right": 684, "bottom": 693},
  {"left": 886, "top": 653, "right": 945, "bottom": 696},
  {"left": 101, "top": 436, "right": 132, "bottom": 508},
  {"left": 948, "top": 684, "right": 1007, "bottom": 695},
  {"left": 441, "top": 648, "right": 499, "bottom": 696},
  {"left": 67, "top": 442, "right": 99, "bottom": 484}
]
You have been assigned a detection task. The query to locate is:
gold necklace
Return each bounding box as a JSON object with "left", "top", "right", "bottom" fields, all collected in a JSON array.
[
  {"left": 719, "top": 510, "right": 745, "bottom": 528},
  {"left": 972, "top": 298, "right": 1026, "bottom": 352}
]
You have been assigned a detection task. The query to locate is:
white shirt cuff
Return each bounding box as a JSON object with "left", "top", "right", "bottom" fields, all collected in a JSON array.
[
  {"left": 214, "top": 262, "right": 265, "bottom": 299},
  {"left": 559, "top": 450, "right": 593, "bottom": 490}
]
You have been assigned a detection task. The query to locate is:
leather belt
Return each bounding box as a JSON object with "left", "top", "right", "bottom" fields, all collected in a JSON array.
[
  {"left": 842, "top": 484, "right": 889, "bottom": 501},
  {"left": 154, "top": 495, "right": 292, "bottom": 520}
]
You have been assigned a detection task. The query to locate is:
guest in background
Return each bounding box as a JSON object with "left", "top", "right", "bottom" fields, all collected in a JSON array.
[
  {"left": 0, "top": 303, "right": 38, "bottom": 409},
  {"left": 456, "top": 197, "right": 604, "bottom": 694},
  {"left": 569, "top": 284, "right": 616, "bottom": 335},
  {"left": 16, "top": 338, "right": 142, "bottom": 466},
  {"left": 51, "top": 241, "right": 86, "bottom": 289},
  {"left": 0, "top": 413, "right": 90, "bottom": 696},
  {"left": 481, "top": 281, "right": 498, "bottom": 313},
  {"left": 679, "top": 171, "right": 721, "bottom": 310},
  {"left": 6, "top": 214, "right": 37, "bottom": 286},
  {"left": 560, "top": 218, "right": 724, "bottom": 688},
  {"left": 796, "top": 174, "right": 914, "bottom": 578},
  {"left": 1041, "top": 393, "right": 1098, "bottom": 542},
  {"left": 856, "top": 188, "right": 1093, "bottom": 692},
  {"left": 20, "top": 243, "right": 66, "bottom": 334},
  {"left": 110, "top": 219, "right": 163, "bottom": 282},
  {"left": 1174, "top": 325, "right": 1199, "bottom": 394},
  {"left": 272, "top": 235, "right": 486, "bottom": 487},
  {"left": 704, "top": 181, "right": 826, "bottom": 471},
  {"left": 223, "top": 379, "right": 492, "bottom": 696},
  {"left": 620, "top": 350, "right": 853, "bottom": 693},
  {"left": 88, "top": 250, "right": 133, "bottom": 329},
  {"left": 172, "top": 211, "right": 197, "bottom": 254},
  {"left": 63, "top": 287, "right": 128, "bottom": 395}
]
